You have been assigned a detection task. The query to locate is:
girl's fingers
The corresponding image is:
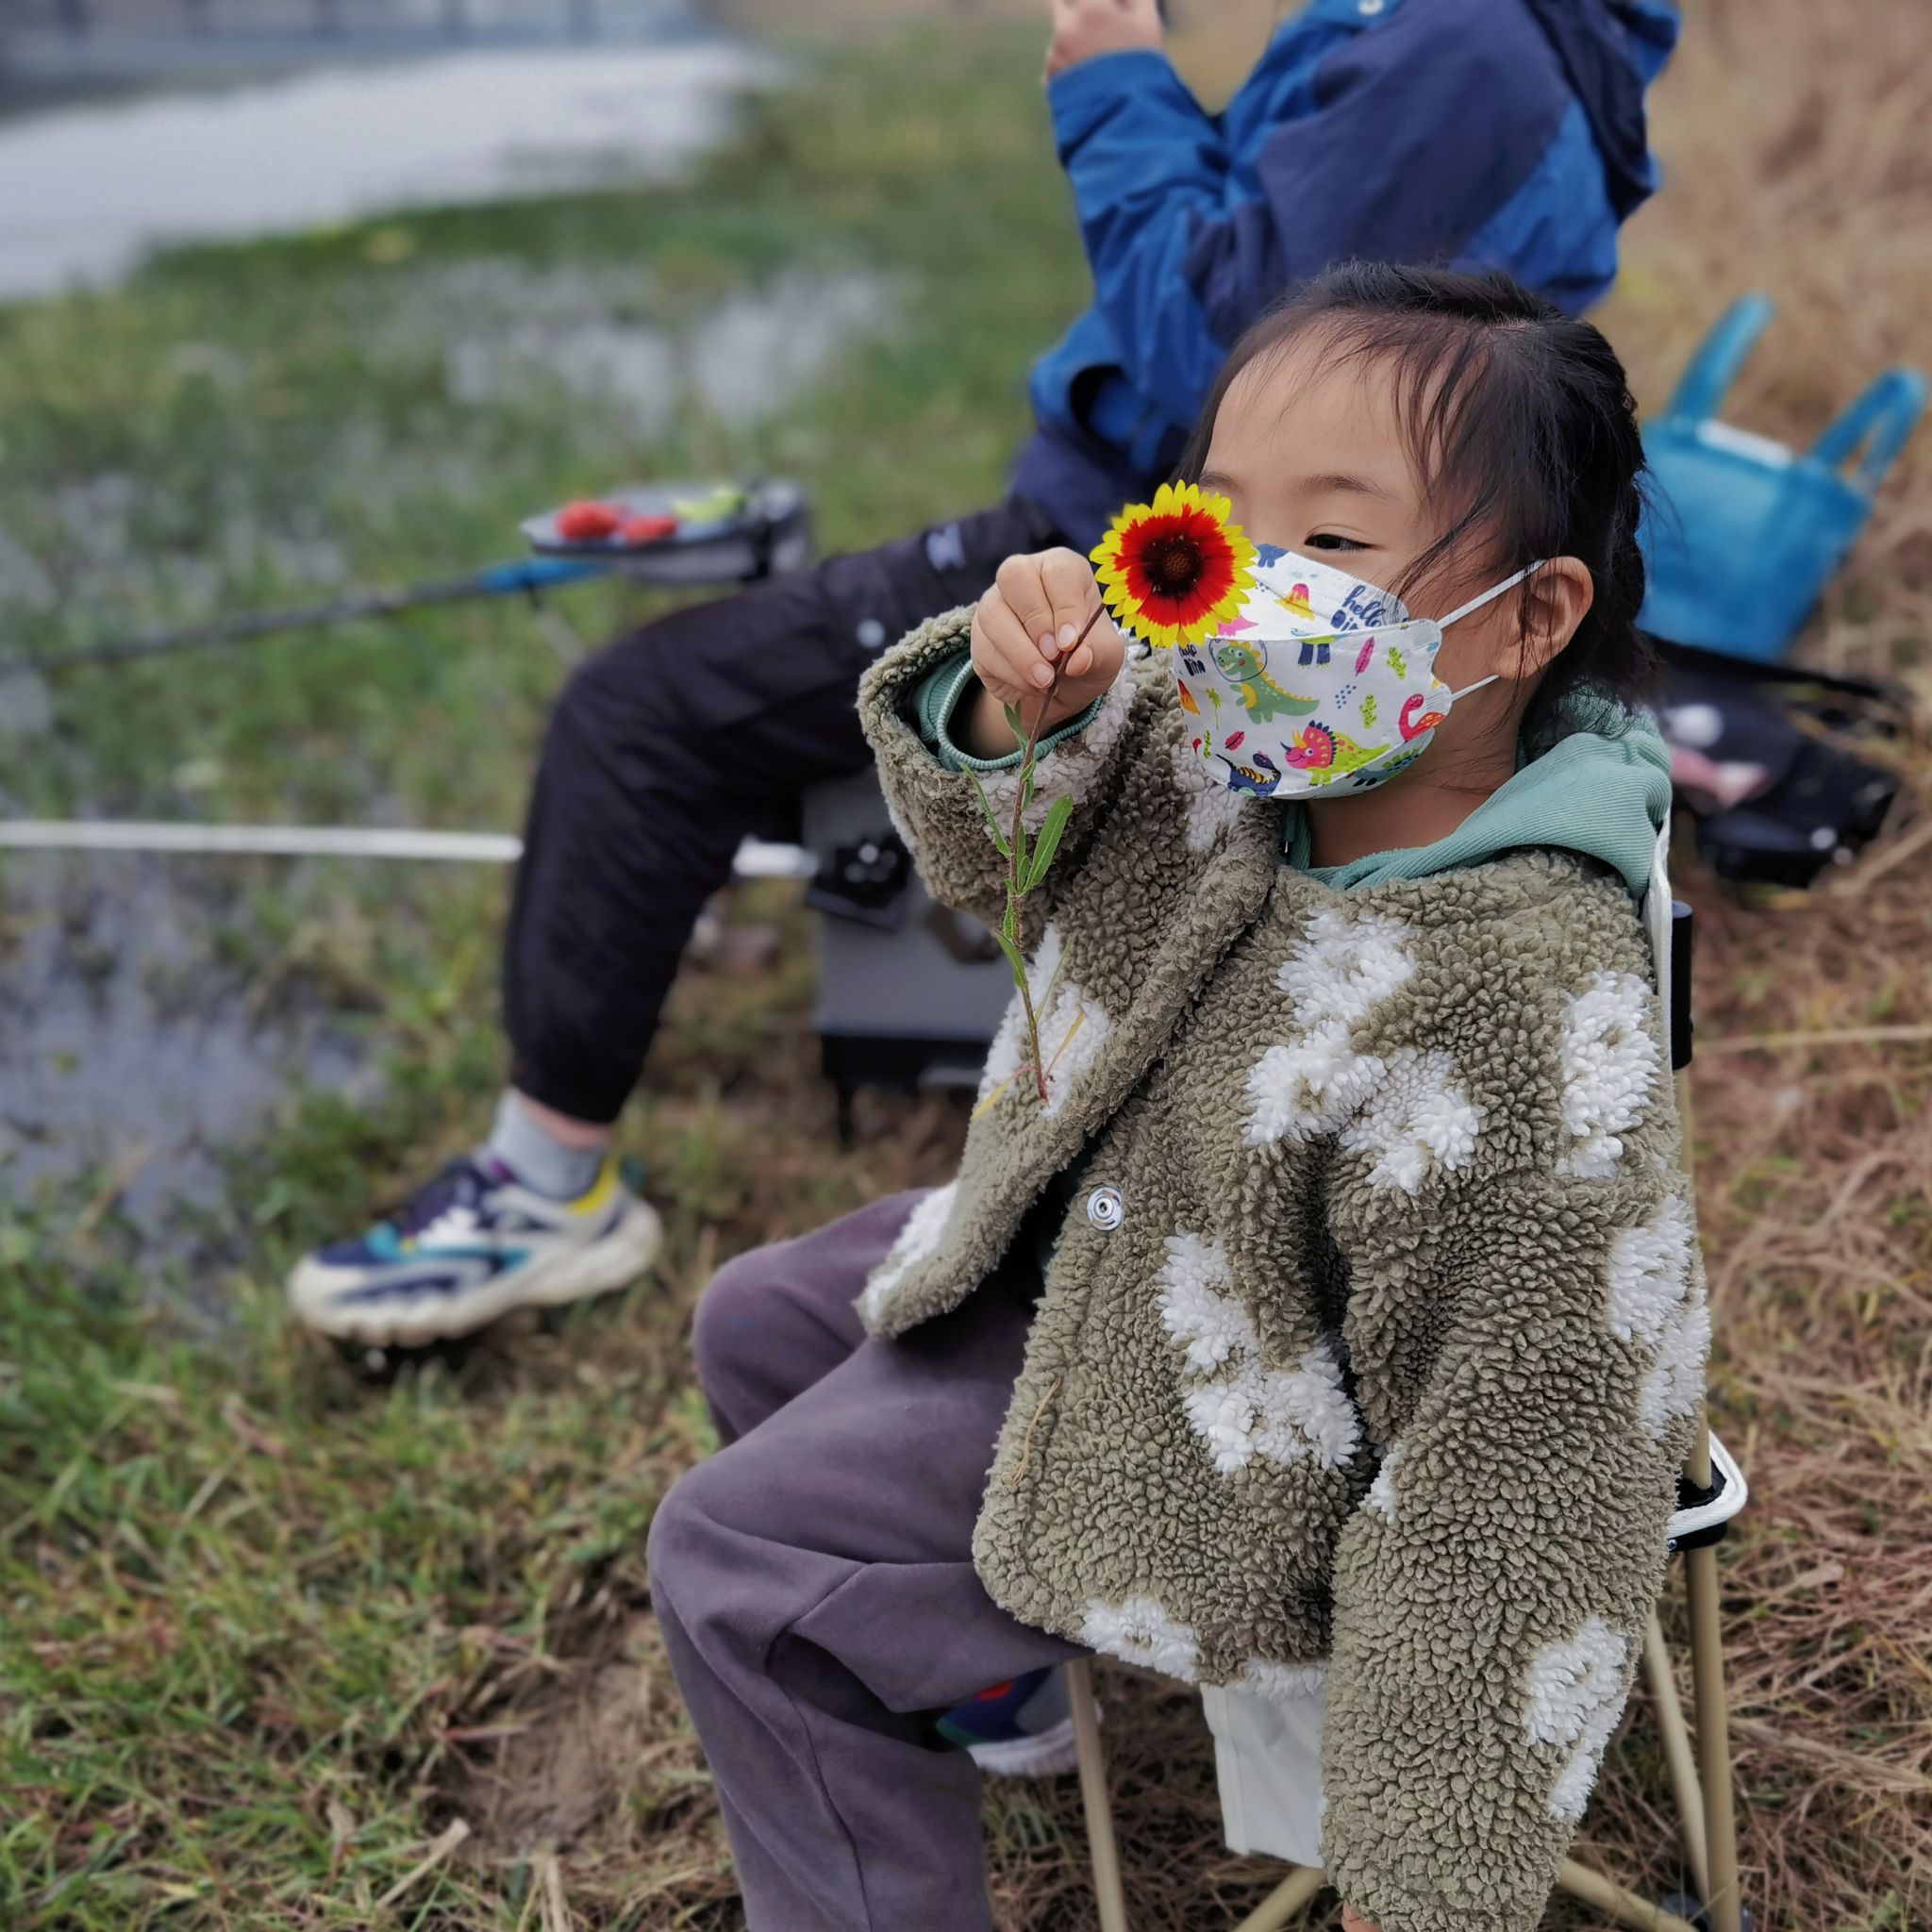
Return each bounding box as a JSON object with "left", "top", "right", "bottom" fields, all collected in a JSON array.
[
  {"left": 993, "top": 553, "right": 1062, "bottom": 663},
  {"left": 995, "top": 547, "right": 1097, "bottom": 662},
  {"left": 974, "top": 589, "right": 1056, "bottom": 697},
  {"left": 1039, "top": 548, "right": 1100, "bottom": 653}
]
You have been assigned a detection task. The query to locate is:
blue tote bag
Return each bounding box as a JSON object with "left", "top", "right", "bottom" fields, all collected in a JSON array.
[{"left": 1638, "top": 294, "right": 1926, "bottom": 662}]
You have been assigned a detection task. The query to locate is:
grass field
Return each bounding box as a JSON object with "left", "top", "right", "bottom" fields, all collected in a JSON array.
[{"left": 3, "top": 2, "right": 1930, "bottom": 1927}]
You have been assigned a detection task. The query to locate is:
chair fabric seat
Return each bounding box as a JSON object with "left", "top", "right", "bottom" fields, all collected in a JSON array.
[{"left": 1204, "top": 1677, "right": 1327, "bottom": 1865}]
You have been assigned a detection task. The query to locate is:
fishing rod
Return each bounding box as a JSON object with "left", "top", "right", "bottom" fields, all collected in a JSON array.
[
  {"left": 0, "top": 555, "right": 614, "bottom": 675},
  {"left": 0, "top": 478, "right": 811, "bottom": 676}
]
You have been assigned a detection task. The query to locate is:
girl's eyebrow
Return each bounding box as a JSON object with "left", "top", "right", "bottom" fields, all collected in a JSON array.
[
  {"left": 1198, "top": 465, "right": 1393, "bottom": 502},
  {"left": 1300, "top": 471, "right": 1394, "bottom": 500}
]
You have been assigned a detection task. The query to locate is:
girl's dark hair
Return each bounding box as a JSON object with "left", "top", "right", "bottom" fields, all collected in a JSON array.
[{"left": 1177, "top": 261, "right": 1656, "bottom": 743}]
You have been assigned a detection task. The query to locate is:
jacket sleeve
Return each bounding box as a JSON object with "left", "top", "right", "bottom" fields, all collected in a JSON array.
[
  {"left": 1045, "top": 50, "right": 1236, "bottom": 428},
  {"left": 858, "top": 608, "right": 1141, "bottom": 934},
  {"left": 1317, "top": 992, "right": 1707, "bottom": 1930},
  {"left": 1047, "top": 8, "right": 1590, "bottom": 430}
]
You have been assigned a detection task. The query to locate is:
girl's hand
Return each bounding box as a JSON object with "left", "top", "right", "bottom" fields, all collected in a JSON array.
[
  {"left": 1045, "top": 0, "right": 1163, "bottom": 79},
  {"left": 1340, "top": 1907, "right": 1382, "bottom": 1932},
  {"left": 962, "top": 548, "right": 1126, "bottom": 760}
]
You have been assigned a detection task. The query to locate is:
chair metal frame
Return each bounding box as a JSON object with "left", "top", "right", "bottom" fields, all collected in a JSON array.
[{"left": 1067, "top": 902, "right": 1748, "bottom": 1932}]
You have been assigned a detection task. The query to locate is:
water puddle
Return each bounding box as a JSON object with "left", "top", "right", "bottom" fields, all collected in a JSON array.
[
  {"left": 440, "top": 261, "right": 902, "bottom": 435},
  {"left": 0, "top": 855, "right": 373, "bottom": 1256},
  {"left": 0, "top": 37, "right": 781, "bottom": 300},
  {"left": 0, "top": 20, "right": 898, "bottom": 1265}
]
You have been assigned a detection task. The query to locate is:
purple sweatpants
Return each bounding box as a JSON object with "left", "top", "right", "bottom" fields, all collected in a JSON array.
[{"left": 646, "top": 1191, "right": 1085, "bottom": 1931}]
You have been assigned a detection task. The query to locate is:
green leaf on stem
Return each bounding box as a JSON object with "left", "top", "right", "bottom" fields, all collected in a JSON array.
[
  {"left": 1023, "top": 793, "right": 1074, "bottom": 892},
  {"left": 993, "top": 928, "right": 1028, "bottom": 989},
  {"left": 967, "top": 770, "right": 1010, "bottom": 857}
]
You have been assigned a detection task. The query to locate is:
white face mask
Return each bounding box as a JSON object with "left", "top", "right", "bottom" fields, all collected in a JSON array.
[{"left": 1176, "top": 546, "right": 1542, "bottom": 799}]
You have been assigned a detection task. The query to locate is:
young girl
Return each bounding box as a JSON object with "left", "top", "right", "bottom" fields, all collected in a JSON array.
[{"left": 647, "top": 264, "right": 1706, "bottom": 1932}]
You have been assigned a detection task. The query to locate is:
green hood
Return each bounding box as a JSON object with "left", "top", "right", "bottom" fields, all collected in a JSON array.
[{"left": 1292, "top": 695, "right": 1673, "bottom": 901}]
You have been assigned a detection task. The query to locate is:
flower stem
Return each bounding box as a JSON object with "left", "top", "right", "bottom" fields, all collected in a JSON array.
[{"left": 1008, "top": 604, "right": 1108, "bottom": 1104}]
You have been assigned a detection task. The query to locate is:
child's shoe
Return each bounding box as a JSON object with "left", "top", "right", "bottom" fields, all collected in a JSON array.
[
  {"left": 287, "top": 1154, "right": 660, "bottom": 1347},
  {"left": 937, "top": 1666, "right": 1078, "bottom": 1777}
]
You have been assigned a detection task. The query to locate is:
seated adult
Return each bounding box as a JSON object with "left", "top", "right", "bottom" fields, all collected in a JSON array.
[{"left": 290, "top": 0, "right": 1678, "bottom": 1350}]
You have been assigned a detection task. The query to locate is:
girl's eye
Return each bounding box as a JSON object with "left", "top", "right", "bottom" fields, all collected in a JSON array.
[{"left": 1307, "top": 533, "right": 1368, "bottom": 553}]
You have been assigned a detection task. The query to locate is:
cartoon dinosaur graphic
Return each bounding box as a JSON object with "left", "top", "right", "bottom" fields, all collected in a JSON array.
[
  {"left": 1212, "top": 641, "right": 1318, "bottom": 723},
  {"left": 1211, "top": 750, "right": 1284, "bottom": 796},
  {"left": 1282, "top": 722, "right": 1391, "bottom": 784},
  {"left": 1294, "top": 631, "right": 1341, "bottom": 668},
  {"left": 1399, "top": 691, "right": 1448, "bottom": 741}
]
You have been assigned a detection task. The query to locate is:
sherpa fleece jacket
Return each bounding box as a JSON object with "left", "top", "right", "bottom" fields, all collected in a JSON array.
[{"left": 856, "top": 609, "right": 1711, "bottom": 1932}]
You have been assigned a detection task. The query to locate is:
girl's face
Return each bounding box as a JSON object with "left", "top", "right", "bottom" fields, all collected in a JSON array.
[{"left": 1195, "top": 335, "right": 1587, "bottom": 770}]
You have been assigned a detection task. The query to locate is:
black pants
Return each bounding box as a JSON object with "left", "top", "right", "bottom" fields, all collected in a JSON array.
[{"left": 505, "top": 495, "right": 1063, "bottom": 1124}]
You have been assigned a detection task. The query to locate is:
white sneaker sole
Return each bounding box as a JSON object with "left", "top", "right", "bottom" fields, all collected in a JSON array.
[
  {"left": 288, "top": 1196, "right": 664, "bottom": 1348},
  {"left": 965, "top": 1714, "right": 1079, "bottom": 1779}
]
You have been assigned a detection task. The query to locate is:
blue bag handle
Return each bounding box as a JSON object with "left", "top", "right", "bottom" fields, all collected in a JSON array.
[
  {"left": 1809, "top": 366, "right": 1929, "bottom": 494},
  {"left": 1665, "top": 293, "right": 1775, "bottom": 424}
]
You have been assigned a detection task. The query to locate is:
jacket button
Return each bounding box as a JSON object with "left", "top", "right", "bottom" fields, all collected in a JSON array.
[{"left": 1086, "top": 1186, "right": 1124, "bottom": 1231}]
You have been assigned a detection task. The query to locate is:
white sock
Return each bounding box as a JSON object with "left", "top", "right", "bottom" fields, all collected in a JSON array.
[{"left": 484, "top": 1091, "right": 608, "bottom": 1202}]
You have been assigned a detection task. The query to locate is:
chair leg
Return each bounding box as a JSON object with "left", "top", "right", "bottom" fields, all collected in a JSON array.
[
  {"left": 1067, "top": 1657, "right": 1130, "bottom": 1932},
  {"left": 1642, "top": 1607, "right": 1710, "bottom": 1900},
  {"left": 1232, "top": 1864, "right": 1326, "bottom": 1931},
  {"left": 1684, "top": 1415, "right": 1744, "bottom": 1932},
  {"left": 1557, "top": 1857, "right": 1702, "bottom": 1932}
]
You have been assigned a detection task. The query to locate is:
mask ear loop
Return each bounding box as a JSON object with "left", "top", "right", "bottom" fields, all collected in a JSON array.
[
  {"left": 1438, "top": 559, "right": 1547, "bottom": 703},
  {"left": 1438, "top": 558, "right": 1545, "bottom": 627}
]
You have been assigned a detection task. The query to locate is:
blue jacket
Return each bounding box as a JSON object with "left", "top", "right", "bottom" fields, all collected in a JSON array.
[{"left": 1011, "top": 0, "right": 1680, "bottom": 550}]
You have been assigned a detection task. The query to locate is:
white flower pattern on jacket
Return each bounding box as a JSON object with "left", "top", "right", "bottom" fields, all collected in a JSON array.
[
  {"left": 977, "top": 924, "right": 1114, "bottom": 1121},
  {"left": 1524, "top": 1615, "right": 1633, "bottom": 1823},
  {"left": 1080, "top": 1594, "right": 1202, "bottom": 1680},
  {"left": 1158, "top": 1231, "right": 1361, "bottom": 1475},
  {"left": 1246, "top": 908, "right": 1413, "bottom": 1144},
  {"left": 1339, "top": 1045, "right": 1484, "bottom": 1195},
  {"left": 857, "top": 1183, "right": 957, "bottom": 1326},
  {"left": 1606, "top": 1192, "right": 1709, "bottom": 1440},
  {"left": 1555, "top": 970, "right": 1659, "bottom": 1177}
]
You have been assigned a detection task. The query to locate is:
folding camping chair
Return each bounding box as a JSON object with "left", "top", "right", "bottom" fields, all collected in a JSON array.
[{"left": 1066, "top": 834, "right": 1753, "bottom": 1932}]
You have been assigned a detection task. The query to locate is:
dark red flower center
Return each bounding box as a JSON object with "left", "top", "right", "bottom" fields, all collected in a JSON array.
[
  {"left": 1141, "top": 530, "right": 1206, "bottom": 597},
  {"left": 1118, "top": 506, "right": 1240, "bottom": 628}
]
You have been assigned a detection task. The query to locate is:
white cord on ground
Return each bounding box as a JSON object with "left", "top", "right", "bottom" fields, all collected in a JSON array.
[{"left": 0, "top": 820, "right": 816, "bottom": 879}]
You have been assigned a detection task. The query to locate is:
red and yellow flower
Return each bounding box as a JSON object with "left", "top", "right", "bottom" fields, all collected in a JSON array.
[{"left": 1090, "top": 480, "right": 1257, "bottom": 650}]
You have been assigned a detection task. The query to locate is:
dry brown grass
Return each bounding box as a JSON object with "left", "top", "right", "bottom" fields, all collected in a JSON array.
[
  {"left": 438, "top": 3, "right": 1932, "bottom": 1926},
  {"left": 1583, "top": 5, "right": 1932, "bottom": 1924}
]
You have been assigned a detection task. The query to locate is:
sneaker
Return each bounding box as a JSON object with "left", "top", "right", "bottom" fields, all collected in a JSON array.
[
  {"left": 936, "top": 1666, "right": 1078, "bottom": 1777},
  {"left": 287, "top": 1154, "right": 661, "bottom": 1347}
]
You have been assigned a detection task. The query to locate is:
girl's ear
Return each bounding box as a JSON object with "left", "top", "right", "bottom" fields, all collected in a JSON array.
[{"left": 1513, "top": 557, "right": 1593, "bottom": 677}]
